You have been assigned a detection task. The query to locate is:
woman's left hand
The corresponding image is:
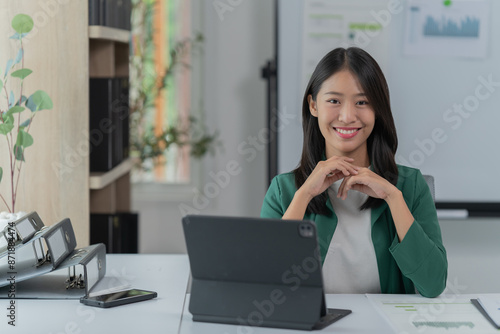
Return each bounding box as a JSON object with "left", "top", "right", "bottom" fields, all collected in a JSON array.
[{"left": 337, "top": 167, "right": 398, "bottom": 201}]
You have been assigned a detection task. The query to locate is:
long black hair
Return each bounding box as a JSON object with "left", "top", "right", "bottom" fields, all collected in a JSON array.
[{"left": 293, "top": 47, "right": 398, "bottom": 214}]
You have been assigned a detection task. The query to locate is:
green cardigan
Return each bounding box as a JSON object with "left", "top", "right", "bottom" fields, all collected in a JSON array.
[{"left": 260, "top": 165, "right": 447, "bottom": 298}]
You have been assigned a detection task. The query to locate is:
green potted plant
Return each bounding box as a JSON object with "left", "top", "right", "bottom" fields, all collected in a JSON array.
[
  {"left": 130, "top": 0, "right": 218, "bottom": 177},
  {"left": 0, "top": 14, "right": 53, "bottom": 221}
]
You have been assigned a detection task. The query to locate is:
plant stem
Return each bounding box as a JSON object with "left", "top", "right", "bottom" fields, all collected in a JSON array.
[
  {"left": 2, "top": 82, "right": 14, "bottom": 213},
  {"left": 0, "top": 194, "right": 11, "bottom": 213},
  {"left": 11, "top": 39, "right": 26, "bottom": 213},
  {"left": 14, "top": 113, "right": 35, "bottom": 212},
  {"left": 2, "top": 84, "right": 9, "bottom": 113},
  {"left": 10, "top": 154, "right": 14, "bottom": 213}
]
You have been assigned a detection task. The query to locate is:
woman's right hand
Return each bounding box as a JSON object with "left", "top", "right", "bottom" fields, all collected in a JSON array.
[
  {"left": 297, "top": 156, "right": 359, "bottom": 201},
  {"left": 282, "top": 156, "right": 359, "bottom": 220}
]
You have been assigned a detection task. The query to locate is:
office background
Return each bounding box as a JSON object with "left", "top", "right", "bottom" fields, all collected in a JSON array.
[
  {"left": 277, "top": 0, "right": 500, "bottom": 207},
  {"left": 132, "top": 0, "right": 274, "bottom": 254},
  {"left": 0, "top": 0, "right": 497, "bottom": 295},
  {"left": 132, "top": 0, "right": 500, "bottom": 294}
]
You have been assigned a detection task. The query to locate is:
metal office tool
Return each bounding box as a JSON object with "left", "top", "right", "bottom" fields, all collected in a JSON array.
[
  {"left": 0, "top": 215, "right": 107, "bottom": 299},
  {"left": 0, "top": 211, "right": 45, "bottom": 255},
  {"left": 0, "top": 217, "right": 77, "bottom": 287}
]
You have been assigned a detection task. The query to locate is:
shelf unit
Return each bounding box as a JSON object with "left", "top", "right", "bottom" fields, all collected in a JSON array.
[
  {"left": 88, "top": 25, "right": 131, "bottom": 216},
  {"left": 90, "top": 158, "right": 134, "bottom": 190},
  {"left": 89, "top": 25, "right": 131, "bottom": 43}
]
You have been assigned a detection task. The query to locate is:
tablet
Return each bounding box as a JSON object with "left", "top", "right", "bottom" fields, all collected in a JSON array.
[{"left": 182, "top": 215, "right": 351, "bottom": 330}]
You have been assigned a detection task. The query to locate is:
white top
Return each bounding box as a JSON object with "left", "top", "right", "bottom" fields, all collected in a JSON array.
[{"left": 322, "top": 181, "right": 381, "bottom": 294}]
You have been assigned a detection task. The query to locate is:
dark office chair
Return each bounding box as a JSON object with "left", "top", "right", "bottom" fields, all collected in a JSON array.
[{"left": 422, "top": 174, "right": 435, "bottom": 202}]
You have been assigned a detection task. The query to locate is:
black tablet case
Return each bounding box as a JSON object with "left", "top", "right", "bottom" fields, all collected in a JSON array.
[{"left": 182, "top": 215, "right": 351, "bottom": 331}]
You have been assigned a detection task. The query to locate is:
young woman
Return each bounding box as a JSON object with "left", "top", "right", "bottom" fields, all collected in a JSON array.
[{"left": 261, "top": 47, "right": 447, "bottom": 298}]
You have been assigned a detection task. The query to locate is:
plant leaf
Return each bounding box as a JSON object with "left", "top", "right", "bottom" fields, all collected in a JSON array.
[
  {"left": 16, "top": 129, "right": 33, "bottom": 148},
  {"left": 12, "top": 14, "right": 34, "bottom": 34},
  {"left": 7, "top": 106, "right": 24, "bottom": 116},
  {"left": 0, "top": 80, "right": 3, "bottom": 91},
  {"left": 3, "top": 114, "right": 14, "bottom": 125},
  {"left": 8, "top": 91, "right": 15, "bottom": 108},
  {"left": 25, "top": 96, "right": 36, "bottom": 112},
  {"left": 11, "top": 69, "right": 32, "bottom": 80},
  {"left": 29, "top": 90, "right": 53, "bottom": 111},
  {"left": 4, "top": 59, "right": 13, "bottom": 78},
  {"left": 0, "top": 123, "right": 14, "bottom": 135},
  {"left": 16, "top": 95, "right": 27, "bottom": 106},
  {"left": 10, "top": 32, "right": 28, "bottom": 40},
  {"left": 20, "top": 118, "right": 31, "bottom": 128},
  {"left": 13, "top": 145, "right": 24, "bottom": 161},
  {"left": 14, "top": 48, "right": 23, "bottom": 64}
]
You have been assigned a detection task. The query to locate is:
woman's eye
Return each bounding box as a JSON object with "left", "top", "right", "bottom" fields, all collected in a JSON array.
[
  {"left": 356, "top": 100, "right": 369, "bottom": 105},
  {"left": 327, "top": 99, "right": 340, "bottom": 104}
]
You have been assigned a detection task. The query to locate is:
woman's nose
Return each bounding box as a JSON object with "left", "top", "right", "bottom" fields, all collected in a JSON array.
[{"left": 338, "top": 103, "right": 357, "bottom": 123}]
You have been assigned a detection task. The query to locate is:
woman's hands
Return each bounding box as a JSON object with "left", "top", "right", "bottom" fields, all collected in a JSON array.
[
  {"left": 283, "top": 156, "right": 360, "bottom": 220},
  {"left": 291, "top": 158, "right": 413, "bottom": 242},
  {"left": 336, "top": 167, "right": 400, "bottom": 202},
  {"left": 297, "top": 156, "right": 360, "bottom": 201},
  {"left": 297, "top": 156, "right": 399, "bottom": 204}
]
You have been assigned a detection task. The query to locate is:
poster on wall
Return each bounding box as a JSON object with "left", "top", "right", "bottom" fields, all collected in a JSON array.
[
  {"left": 301, "top": 0, "right": 392, "bottom": 90},
  {"left": 403, "top": 0, "right": 490, "bottom": 58}
]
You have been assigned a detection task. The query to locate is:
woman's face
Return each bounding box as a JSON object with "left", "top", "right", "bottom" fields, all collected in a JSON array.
[{"left": 308, "top": 69, "right": 375, "bottom": 163}]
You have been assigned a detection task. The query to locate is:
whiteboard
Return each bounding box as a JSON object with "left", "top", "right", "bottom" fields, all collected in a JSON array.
[{"left": 277, "top": 0, "right": 500, "bottom": 205}]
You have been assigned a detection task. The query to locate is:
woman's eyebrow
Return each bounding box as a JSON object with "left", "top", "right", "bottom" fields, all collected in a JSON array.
[
  {"left": 323, "top": 91, "right": 342, "bottom": 96},
  {"left": 323, "top": 91, "right": 366, "bottom": 97}
]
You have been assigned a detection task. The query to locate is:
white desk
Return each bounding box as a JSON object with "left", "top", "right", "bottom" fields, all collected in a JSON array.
[
  {"left": 3, "top": 254, "right": 498, "bottom": 333},
  {"left": 0, "top": 254, "right": 190, "bottom": 334}
]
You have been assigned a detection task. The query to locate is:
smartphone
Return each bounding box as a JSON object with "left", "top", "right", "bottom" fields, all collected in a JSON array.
[{"left": 80, "top": 289, "right": 158, "bottom": 308}]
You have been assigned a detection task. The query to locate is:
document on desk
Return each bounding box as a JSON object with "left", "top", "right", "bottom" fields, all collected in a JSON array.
[
  {"left": 366, "top": 294, "right": 498, "bottom": 333},
  {"left": 472, "top": 294, "right": 500, "bottom": 329}
]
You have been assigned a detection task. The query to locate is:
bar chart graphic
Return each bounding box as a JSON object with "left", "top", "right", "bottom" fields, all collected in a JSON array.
[
  {"left": 423, "top": 15, "right": 480, "bottom": 38},
  {"left": 413, "top": 321, "right": 475, "bottom": 330},
  {"left": 403, "top": 0, "right": 489, "bottom": 58},
  {"left": 367, "top": 294, "right": 498, "bottom": 333}
]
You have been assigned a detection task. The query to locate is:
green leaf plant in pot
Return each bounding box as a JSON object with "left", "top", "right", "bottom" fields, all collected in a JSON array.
[
  {"left": 130, "top": 1, "right": 219, "bottom": 176},
  {"left": 0, "top": 14, "right": 53, "bottom": 228}
]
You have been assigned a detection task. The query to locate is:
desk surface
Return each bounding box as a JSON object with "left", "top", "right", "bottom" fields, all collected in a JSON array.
[
  {"left": 2, "top": 254, "right": 498, "bottom": 334},
  {"left": 0, "top": 254, "right": 190, "bottom": 334}
]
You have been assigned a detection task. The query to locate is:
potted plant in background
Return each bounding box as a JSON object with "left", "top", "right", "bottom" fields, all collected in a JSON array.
[
  {"left": 0, "top": 14, "right": 53, "bottom": 228},
  {"left": 129, "top": 0, "right": 218, "bottom": 179}
]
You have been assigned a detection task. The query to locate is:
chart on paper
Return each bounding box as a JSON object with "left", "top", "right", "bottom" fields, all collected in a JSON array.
[
  {"left": 367, "top": 294, "right": 498, "bottom": 333},
  {"left": 301, "top": 0, "right": 390, "bottom": 90},
  {"left": 403, "top": 0, "right": 490, "bottom": 58}
]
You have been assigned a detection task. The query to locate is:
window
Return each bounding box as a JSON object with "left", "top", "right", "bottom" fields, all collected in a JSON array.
[{"left": 130, "top": 0, "right": 200, "bottom": 185}]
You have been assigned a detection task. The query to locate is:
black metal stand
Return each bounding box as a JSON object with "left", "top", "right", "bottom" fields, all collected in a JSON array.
[{"left": 261, "top": 60, "right": 278, "bottom": 186}]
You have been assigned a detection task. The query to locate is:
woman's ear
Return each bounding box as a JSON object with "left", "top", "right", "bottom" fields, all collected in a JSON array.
[{"left": 308, "top": 95, "right": 318, "bottom": 117}]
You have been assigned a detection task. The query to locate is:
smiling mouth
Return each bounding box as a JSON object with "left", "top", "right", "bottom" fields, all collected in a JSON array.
[{"left": 333, "top": 127, "right": 361, "bottom": 138}]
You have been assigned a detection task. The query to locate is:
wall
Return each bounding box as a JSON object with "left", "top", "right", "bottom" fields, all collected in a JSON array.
[
  {"left": 440, "top": 218, "right": 500, "bottom": 294},
  {"left": 0, "top": 0, "right": 89, "bottom": 247},
  {"left": 133, "top": 0, "right": 274, "bottom": 253}
]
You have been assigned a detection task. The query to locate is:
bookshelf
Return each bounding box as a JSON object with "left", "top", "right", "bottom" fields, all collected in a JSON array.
[
  {"left": 88, "top": 23, "right": 132, "bottom": 234},
  {"left": 87, "top": 3, "right": 136, "bottom": 253},
  {"left": 89, "top": 25, "right": 131, "bottom": 43},
  {"left": 90, "top": 158, "right": 133, "bottom": 190}
]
